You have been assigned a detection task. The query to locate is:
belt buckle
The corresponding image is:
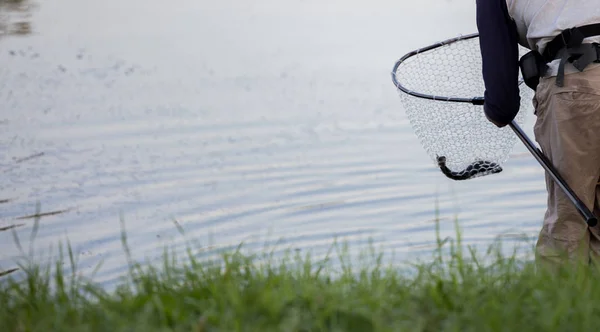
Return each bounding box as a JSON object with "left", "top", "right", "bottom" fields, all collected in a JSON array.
[
  {"left": 563, "top": 27, "right": 585, "bottom": 48},
  {"left": 561, "top": 28, "right": 573, "bottom": 46}
]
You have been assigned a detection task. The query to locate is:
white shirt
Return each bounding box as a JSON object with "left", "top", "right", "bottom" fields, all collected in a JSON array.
[{"left": 506, "top": 0, "right": 600, "bottom": 77}]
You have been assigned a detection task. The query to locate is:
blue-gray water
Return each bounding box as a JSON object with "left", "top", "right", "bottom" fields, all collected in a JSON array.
[{"left": 1, "top": 0, "right": 546, "bottom": 288}]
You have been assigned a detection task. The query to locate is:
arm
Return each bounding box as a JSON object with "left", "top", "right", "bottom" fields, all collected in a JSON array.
[{"left": 476, "top": 0, "right": 521, "bottom": 127}]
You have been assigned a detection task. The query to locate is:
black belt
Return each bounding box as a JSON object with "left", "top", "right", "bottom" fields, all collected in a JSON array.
[
  {"left": 542, "top": 23, "right": 600, "bottom": 62},
  {"left": 540, "top": 24, "right": 600, "bottom": 87}
]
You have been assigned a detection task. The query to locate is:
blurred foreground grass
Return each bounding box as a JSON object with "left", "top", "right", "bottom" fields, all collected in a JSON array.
[{"left": 2, "top": 213, "right": 600, "bottom": 332}]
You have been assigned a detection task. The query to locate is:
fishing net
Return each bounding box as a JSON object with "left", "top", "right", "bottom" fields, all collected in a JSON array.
[{"left": 391, "top": 33, "right": 535, "bottom": 180}]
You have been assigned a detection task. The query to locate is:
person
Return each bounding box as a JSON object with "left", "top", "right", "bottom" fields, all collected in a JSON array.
[{"left": 475, "top": 0, "right": 600, "bottom": 270}]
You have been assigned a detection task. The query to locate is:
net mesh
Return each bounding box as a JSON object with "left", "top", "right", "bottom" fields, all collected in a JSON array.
[{"left": 392, "top": 35, "right": 535, "bottom": 180}]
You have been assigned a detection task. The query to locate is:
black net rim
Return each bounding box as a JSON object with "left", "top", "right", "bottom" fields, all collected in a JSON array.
[{"left": 390, "top": 32, "right": 524, "bottom": 105}]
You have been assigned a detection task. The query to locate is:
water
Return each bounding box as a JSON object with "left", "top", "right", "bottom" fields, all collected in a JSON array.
[{"left": 1, "top": 0, "right": 547, "bottom": 288}]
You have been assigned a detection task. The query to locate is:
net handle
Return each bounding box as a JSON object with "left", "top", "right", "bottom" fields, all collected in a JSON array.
[
  {"left": 390, "top": 32, "right": 485, "bottom": 105},
  {"left": 509, "top": 121, "right": 598, "bottom": 227}
]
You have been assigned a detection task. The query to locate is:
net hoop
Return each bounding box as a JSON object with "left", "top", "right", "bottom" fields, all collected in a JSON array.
[
  {"left": 390, "top": 33, "right": 534, "bottom": 181},
  {"left": 391, "top": 33, "right": 486, "bottom": 105}
]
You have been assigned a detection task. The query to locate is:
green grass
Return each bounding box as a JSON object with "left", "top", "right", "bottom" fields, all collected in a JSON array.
[{"left": 1, "top": 215, "right": 600, "bottom": 332}]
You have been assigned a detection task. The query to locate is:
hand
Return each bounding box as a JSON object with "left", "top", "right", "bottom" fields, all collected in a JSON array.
[{"left": 485, "top": 111, "right": 508, "bottom": 128}]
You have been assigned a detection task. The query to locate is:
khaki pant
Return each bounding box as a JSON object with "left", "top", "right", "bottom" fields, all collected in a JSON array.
[{"left": 533, "top": 64, "right": 600, "bottom": 270}]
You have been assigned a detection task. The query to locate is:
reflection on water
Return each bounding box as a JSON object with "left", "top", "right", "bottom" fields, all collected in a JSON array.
[{"left": 0, "top": 0, "right": 34, "bottom": 37}]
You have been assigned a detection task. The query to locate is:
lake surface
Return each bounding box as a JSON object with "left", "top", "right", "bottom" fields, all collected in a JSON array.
[{"left": 1, "top": 0, "right": 547, "bottom": 288}]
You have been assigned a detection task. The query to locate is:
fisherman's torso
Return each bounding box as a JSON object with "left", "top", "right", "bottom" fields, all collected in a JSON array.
[{"left": 506, "top": 0, "right": 600, "bottom": 76}]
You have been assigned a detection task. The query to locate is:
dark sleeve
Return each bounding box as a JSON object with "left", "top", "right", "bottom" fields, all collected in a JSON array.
[{"left": 476, "top": 0, "right": 521, "bottom": 126}]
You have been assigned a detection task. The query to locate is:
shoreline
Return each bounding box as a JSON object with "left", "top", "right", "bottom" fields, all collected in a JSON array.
[{"left": 3, "top": 217, "right": 596, "bottom": 331}]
